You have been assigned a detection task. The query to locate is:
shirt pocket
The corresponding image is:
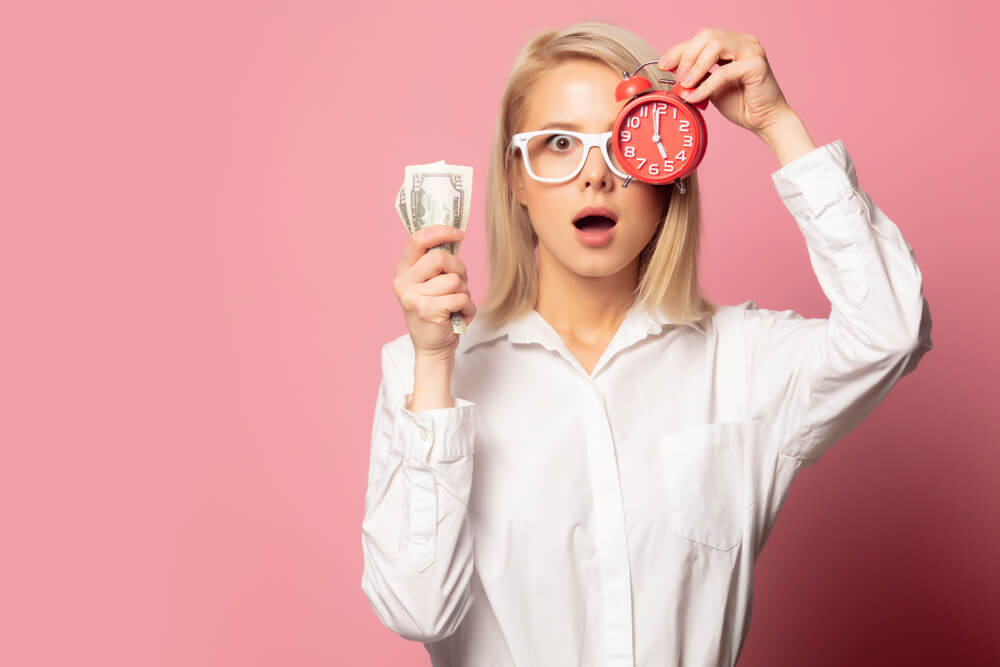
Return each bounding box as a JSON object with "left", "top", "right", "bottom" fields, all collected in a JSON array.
[{"left": 658, "top": 422, "right": 744, "bottom": 552}]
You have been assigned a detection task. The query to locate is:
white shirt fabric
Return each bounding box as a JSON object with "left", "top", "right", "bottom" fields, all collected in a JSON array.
[{"left": 361, "top": 139, "right": 933, "bottom": 666}]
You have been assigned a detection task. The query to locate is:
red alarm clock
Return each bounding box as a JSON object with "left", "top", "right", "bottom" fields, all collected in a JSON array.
[{"left": 610, "top": 60, "right": 710, "bottom": 193}]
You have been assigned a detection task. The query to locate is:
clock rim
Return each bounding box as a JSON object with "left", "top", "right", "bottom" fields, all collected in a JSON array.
[{"left": 611, "top": 91, "right": 707, "bottom": 185}]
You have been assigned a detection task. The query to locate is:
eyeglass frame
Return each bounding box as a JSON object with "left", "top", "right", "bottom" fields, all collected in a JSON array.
[{"left": 507, "top": 129, "right": 629, "bottom": 184}]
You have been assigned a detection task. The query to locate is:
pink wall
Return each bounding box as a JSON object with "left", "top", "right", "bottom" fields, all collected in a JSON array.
[{"left": 2, "top": 0, "right": 996, "bottom": 665}]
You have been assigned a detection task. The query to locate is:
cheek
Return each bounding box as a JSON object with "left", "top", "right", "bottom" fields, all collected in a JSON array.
[
  {"left": 523, "top": 187, "right": 574, "bottom": 226},
  {"left": 626, "top": 186, "right": 669, "bottom": 226}
]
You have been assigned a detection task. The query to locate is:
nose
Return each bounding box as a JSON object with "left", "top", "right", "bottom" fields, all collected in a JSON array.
[{"left": 579, "top": 143, "right": 613, "bottom": 190}]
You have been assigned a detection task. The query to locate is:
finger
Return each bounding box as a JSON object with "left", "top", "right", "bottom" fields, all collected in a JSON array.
[
  {"left": 398, "top": 224, "right": 466, "bottom": 273},
  {"left": 681, "top": 59, "right": 749, "bottom": 105},
  {"left": 657, "top": 40, "right": 690, "bottom": 71},
  {"left": 673, "top": 30, "right": 713, "bottom": 84},
  {"left": 420, "top": 272, "right": 468, "bottom": 297},
  {"left": 683, "top": 41, "right": 739, "bottom": 88},
  {"left": 407, "top": 248, "right": 468, "bottom": 285},
  {"left": 678, "top": 34, "right": 739, "bottom": 89},
  {"left": 402, "top": 248, "right": 449, "bottom": 286},
  {"left": 432, "top": 292, "right": 474, "bottom": 322},
  {"left": 459, "top": 294, "right": 477, "bottom": 322},
  {"left": 423, "top": 249, "right": 468, "bottom": 284}
]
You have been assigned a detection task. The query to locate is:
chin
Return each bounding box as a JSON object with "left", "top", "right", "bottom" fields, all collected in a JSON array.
[{"left": 569, "top": 253, "right": 636, "bottom": 278}]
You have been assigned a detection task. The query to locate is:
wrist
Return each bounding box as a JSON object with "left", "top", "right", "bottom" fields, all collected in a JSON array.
[
  {"left": 415, "top": 349, "right": 455, "bottom": 368},
  {"left": 410, "top": 352, "right": 455, "bottom": 413},
  {"left": 755, "top": 109, "right": 817, "bottom": 168},
  {"left": 754, "top": 106, "right": 799, "bottom": 141}
]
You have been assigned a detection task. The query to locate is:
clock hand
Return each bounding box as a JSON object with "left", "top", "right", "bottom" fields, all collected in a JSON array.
[{"left": 652, "top": 110, "right": 668, "bottom": 159}]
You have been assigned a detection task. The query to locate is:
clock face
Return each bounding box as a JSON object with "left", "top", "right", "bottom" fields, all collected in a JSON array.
[{"left": 612, "top": 95, "right": 705, "bottom": 184}]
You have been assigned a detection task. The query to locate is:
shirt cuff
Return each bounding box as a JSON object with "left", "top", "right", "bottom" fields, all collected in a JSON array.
[
  {"left": 395, "top": 394, "right": 476, "bottom": 463},
  {"left": 771, "top": 139, "right": 858, "bottom": 220}
]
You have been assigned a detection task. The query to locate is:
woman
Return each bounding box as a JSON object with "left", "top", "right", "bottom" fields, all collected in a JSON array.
[{"left": 362, "top": 21, "right": 933, "bottom": 666}]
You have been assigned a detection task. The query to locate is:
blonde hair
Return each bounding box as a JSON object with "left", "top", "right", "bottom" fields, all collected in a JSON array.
[{"left": 479, "top": 19, "right": 719, "bottom": 329}]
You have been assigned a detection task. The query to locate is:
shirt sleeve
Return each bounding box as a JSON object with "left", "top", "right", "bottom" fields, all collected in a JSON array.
[
  {"left": 360, "top": 341, "right": 478, "bottom": 642},
  {"left": 743, "top": 139, "right": 934, "bottom": 468}
]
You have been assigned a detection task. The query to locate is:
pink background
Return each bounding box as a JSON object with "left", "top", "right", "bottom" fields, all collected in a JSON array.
[{"left": 2, "top": 0, "right": 996, "bottom": 665}]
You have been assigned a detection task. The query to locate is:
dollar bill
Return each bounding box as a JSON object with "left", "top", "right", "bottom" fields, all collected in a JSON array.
[
  {"left": 395, "top": 160, "right": 473, "bottom": 334},
  {"left": 395, "top": 182, "right": 413, "bottom": 234}
]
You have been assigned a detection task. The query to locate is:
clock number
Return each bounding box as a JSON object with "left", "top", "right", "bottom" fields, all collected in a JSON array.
[
  {"left": 649, "top": 163, "right": 659, "bottom": 175},
  {"left": 620, "top": 130, "right": 632, "bottom": 142},
  {"left": 679, "top": 120, "right": 690, "bottom": 132},
  {"left": 624, "top": 145, "right": 636, "bottom": 158},
  {"left": 672, "top": 107, "right": 678, "bottom": 119},
  {"left": 664, "top": 160, "right": 675, "bottom": 172},
  {"left": 636, "top": 157, "right": 647, "bottom": 169},
  {"left": 683, "top": 135, "right": 693, "bottom": 147},
  {"left": 675, "top": 150, "right": 688, "bottom": 161},
  {"left": 628, "top": 116, "right": 641, "bottom": 129},
  {"left": 639, "top": 105, "right": 649, "bottom": 117},
  {"left": 655, "top": 102, "right": 667, "bottom": 114}
]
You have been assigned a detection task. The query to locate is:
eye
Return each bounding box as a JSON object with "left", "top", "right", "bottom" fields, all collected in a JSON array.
[{"left": 545, "top": 134, "right": 574, "bottom": 151}]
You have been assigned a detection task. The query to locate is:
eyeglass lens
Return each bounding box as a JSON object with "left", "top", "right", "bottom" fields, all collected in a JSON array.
[{"left": 524, "top": 132, "right": 624, "bottom": 180}]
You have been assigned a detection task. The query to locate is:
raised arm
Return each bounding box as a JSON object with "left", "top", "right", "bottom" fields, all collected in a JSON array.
[
  {"left": 361, "top": 222, "right": 480, "bottom": 642},
  {"left": 745, "top": 137, "right": 933, "bottom": 468}
]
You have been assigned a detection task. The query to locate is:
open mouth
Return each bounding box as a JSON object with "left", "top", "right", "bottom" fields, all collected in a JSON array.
[{"left": 572, "top": 215, "right": 617, "bottom": 231}]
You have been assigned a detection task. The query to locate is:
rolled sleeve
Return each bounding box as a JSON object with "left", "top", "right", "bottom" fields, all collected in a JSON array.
[
  {"left": 396, "top": 394, "right": 477, "bottom": 463},
  {"left": 771, "top": 139, "right": 857, "bottom": 220}
]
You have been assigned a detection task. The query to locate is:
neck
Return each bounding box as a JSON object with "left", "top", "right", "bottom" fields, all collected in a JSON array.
[{"left": 534, "top": 247, "right": 640, "bottom": 346}]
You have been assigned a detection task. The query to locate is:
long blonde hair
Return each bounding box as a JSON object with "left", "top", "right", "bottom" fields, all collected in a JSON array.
[{"left": 479, "top": 20, "right": 719, "bottom": 329}]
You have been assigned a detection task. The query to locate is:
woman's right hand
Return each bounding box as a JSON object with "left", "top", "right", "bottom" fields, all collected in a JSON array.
[{"left": 393, "top": 224, "right": 477, "bottom": 361}]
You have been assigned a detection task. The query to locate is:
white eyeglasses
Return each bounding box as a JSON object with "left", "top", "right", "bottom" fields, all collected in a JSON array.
[{"left": 508, "top": 130, "right": 629, "bottom": 183}]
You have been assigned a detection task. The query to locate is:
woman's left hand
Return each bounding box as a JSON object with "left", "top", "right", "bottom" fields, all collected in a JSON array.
[{"left": 658, "top": 28, "right": 794, "bottom": 135}]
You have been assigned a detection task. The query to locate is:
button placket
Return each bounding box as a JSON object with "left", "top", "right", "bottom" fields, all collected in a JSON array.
[
  {"left": 582, "top": 381, "right": 635, "bottom": 666},
  {"left": 400, "top": 406, "right": 437, "bottom": 572}
]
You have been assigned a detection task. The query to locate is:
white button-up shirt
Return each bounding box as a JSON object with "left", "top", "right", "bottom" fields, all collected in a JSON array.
[{"left": 361, "top": 140, "right": 933, "bottom": 666}]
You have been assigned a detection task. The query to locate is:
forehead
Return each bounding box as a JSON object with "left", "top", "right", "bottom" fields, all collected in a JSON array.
[{"left": 520, "top": 59, "right": 626, "bottom": 131}]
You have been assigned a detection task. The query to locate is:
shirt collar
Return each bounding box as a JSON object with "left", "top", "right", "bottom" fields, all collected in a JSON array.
[{"left": 459, "top": 300, "right": 712, "bottom": 355}]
